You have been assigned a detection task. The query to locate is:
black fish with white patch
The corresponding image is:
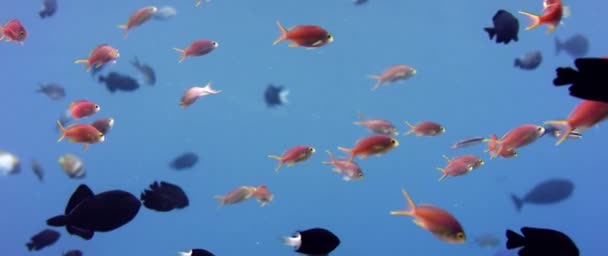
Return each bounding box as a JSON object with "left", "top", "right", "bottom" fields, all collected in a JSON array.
[{"left": 283, "top": 227, "right": 340, "bottom": 255}]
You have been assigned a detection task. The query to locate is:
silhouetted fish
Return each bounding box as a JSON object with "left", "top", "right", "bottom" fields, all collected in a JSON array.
[
  {"left": 354, "top": 0, "right": 368, "bottom": 5},
  {"left": 39, "top": 0, "right": 57, "bottom": 18},
  {"left": 511, "top": 178, "right": 574, "bottom": 212},
  {"left": 484, "top": 10, "right": 519, "bottom": 44},
  {"left": 140, "top": 181, "right": 189, "bottom": 212},
  {"left": 506, "top": 227, "right": 579, "bottom": 256},
  {"left": 264, "top": 84, "right": 289, "bottom": 107},
  {"left": 98, "top": 72, "right": 140, "bottom": 93},
  {"left": 283, "top": 228, "right": 341, "bottom": 255},
  {"left": 37, "top": 83, "right": 65, "bottom": 100},
  {"left": 170, "top": 152, "right": 199, "bottom": 170},
  {"left": 178, "top": 248, "right": 215, "bottom": 256},
  {"left": 46, "top": 184, "right": 141, "bottom": 240},
  {"left": 63, "top": 250, "right": 83, "bottom": 256},
  {"left": 26, "top": 229, "right": 60, "bottom": 251},
  {"left": 553, "top": 58, "right": 608, "bottom": 103},
  {"left": 31, "top": 159, "right": 44, "bottom": 182},
  {"left": 514, "top": 51, "right": 542, "bottom": 70},
  {"left": 131, "top": 57, "right": 156, "bottom": 85},
  {"left": 555, "top": 34, "right": 589, "bottom": 58}
]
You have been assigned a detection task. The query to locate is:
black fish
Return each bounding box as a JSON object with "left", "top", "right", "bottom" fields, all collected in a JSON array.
[
  {"left": 178, "top": 248, "right": 215, "bottom": 256},
  {"left": 63, "top": 250, "right": 83, "bottom": 256},
  {"left": 264, "top": 84, "right": 289, "bottom": 107},
  {"left": 26, "top": 229, "right": 60, "bottom": 251},
  {"left": 99, "top": 72, "right": 140, "bottom": 93},
  {"left": 354, "top": 0, "right": 368, "bottom": 5},
  {"left": 484, "top": 10, "right": 519, "bottom": 44},
  {"left": 553, "top": 57, "right": 608, "bottom": 103},
  {"left": 555, "top": 34, "right": 589, "bottom": 58},
  {"left": 140, "top": 181, "right": 189, "bottom": 212},
  {"left": 39, "top": 0, "right": 57, "bottom": 18},
  {"left": 170, "top": 152, "right": 199, "bottom": 170},
  {"left": 131, "top": 57, "right": 156, "bottom": 86},
  {"left": 283, "top": 228, "right": 341, "bottom": 255},
  {"left": 46, "top": 184, "right": 141, "bottom": 240},
  {"left": 37, "top": 83, "right": 65, "bottom": 100},
  {"left": 514, "top": 51, "right": 542, "bottom": 70},
  {"left": 31, "top": 159, "right": 44, "bottom": 182},
  {"left": 511, "top": 178, "right": 574, "bottom": 212},
  {"left": 506, "top": 227, "right": 579, "bottom": 256}
]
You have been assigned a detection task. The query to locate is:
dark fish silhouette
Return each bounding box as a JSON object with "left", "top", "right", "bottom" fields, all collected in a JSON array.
[
  {"left": 37, "top": 83, "right": 65, "bottom": 100},
  {"left": 39, "top": 0, "right": 57, "bottom": 18},
  {"left": 553, "top": 58, "right": 608, "bottom": 103},
  {"left": 140, "top": 181, "right": 189, "bottom": 212},
  {"left": 555, "top": 34, "right": 589, "bottom": 58},
  {"left": 264, "top": 84, "right": 289, "bottom": 107},
  {"left": 511, "top": 179, "right": 574, "bottom": 212},
  {"left": 506, "top": 227, "right": 579, "bottom": 256},
  {"left": 131, "top": 57, "right": 156, "bottom": 86},
  {"left": 98, "top": 72, "right": 140, "bottom": 93},
  {"left": 63, "top": 250, "right": 83, "bottom": 256},
  {"left": 178, "top": 248, "right": 215, "bottom": 256},
  {"left": 283, "top": 227, "right": 341, "bottom": 255},
  {"left": 354, "top": 0, "right": 368, "bottom": 5},
  {"left": 46, "top": 184, "right": 141, "bottom": 240},
  {"left": 484, "top": 10, "right": 519, "bottom": 44},
  {"left": 170, "top": 152, "right": 199, "bottom": 170},
  {"left": 514, "top": 51, "right": 542, "bottom": 70},
  {"left": 26, "top": 229, "right": 60, "bottom": 251},
  {"left": 31, "top": 159, "right": 44, "bottom": 182}
]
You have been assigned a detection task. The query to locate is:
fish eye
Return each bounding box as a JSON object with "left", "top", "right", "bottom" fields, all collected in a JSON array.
[
  {"left": 358, "top": 173, "right": 363, "bottom": 177},
  {"left": 94, "top": 105, "right": 100, "bottom": 109},
  {"left": 99, "top": 133, "right": 104, "bottom": 137},
  {"left": 327, "top": 34, "right": 332, "bottom": 39},
  {"left": 213, "top": 41, "right": 219, "bottom": 46},
  {"left": 19, "top": 31, "right": 25, "bottom": 36},
  {"left": 456, "top": 232, "right": 465, "bottom": 239},
  {"left": 309, "top": 147, "right": 316, "bottom": 153},
  {"left": 391, "top": 139, "right": 397, "bottom": 144}
]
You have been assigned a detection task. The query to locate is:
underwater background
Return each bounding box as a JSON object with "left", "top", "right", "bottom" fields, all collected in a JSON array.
[{"left": 1, "top": 0, "right": 607, "bottom": 255}]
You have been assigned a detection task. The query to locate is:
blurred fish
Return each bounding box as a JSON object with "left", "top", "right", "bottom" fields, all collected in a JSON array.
[
  {"left": 474, "top": 233, "right": 501, "bottom": 248},
  {"left": 180, "top": 83, "right": 221, "bottom": 108},
  {"left": 152, "top": 6, "right": 177, "bottom": 20},
  {"left": 368, "top": 64, "right": 416, "bottom": 91},
  {"left": 26, "top": 229, "right": 60, "bottom": 251},
  {"left": 91, "top": 118, "right": 114, "bottom": 135},
  {"left": 518, "top": 0, "right": 569, "bottom": 33},
  {"left": 170, "top": 152, "right": 199, "bottom": 170},
  {"left": 555, "top": 34, "right": 589, "bottom": 58},
  {"left": 58, "top": 154, "right": 85, "bottom": 179},
  {"left": 140, "top": 181, "right": 189, "bottom": 212},
  {"left": 37, "top": 83, "right": 65, "bottom": 100},
  {"left": 451, "top": 137, "right": 485, "bottom": 149},
  {"left": 63, "top": 250, "right": 83, "bottom": 256},
  {"left": 75, "top": 44, "right": 120, "bottom": 72},
  {"left": 322, "top": 150, "right": 364, "bottom": 181},
  {"left": 178, "top": 249, "right": 214, "bottom": 256},
  {"left": 506, "top": 227, "right": 579, "bottom": 256},
  {"left": 118, "top": 6, "right": 158, "bottom": 38},
  {"left": 46, "top": 184, "right": 141, "bottom": 240},
  {"left": 354, "top": 112, "right": 399, "bottom": 135},
  {"left": 268, "top": 145, "right": 316, "bottom": 172},
  {"left": 250, "top": 185, "right": 274, "bottom": 207},
  {"left": 338, "top": 135, "right": 399, "bottom": 162},
  {"left": 273, "top": 21, "right": 334, "bottom": 48},
  {"left": 39, "top": 0, "right": 57, "bottom": 18},
  {"left": 69, "top": 99, "right": 100, "bottom": 119},
  {"left": 514, "top": 51, "right": 542, "bottom": 70},
  {"left": 511, "top": 178, "right": 574, "bottom": 212},
  {"left": 264, "top": 84, "right": 289, "bottom": 107},
  {"left": 404, "top": 121, "right": 445, "bottom": 136},
  {"left": 31, "top": 159, "right": 44, "bottom": 182},
  {"left": 0, "top": 151, "right": 20, "bottom": 175},
  {"left": 0, "top": 19, "right": 28, "bottom": 44},
  {"left": 354, "top": 0, "right": 368, "bottom": 5},
  {"left": 484, "top": 10, "right": 519, "bottom": 44},
  {"left": 214, "top": 186, "right": 256, "bottom": 207},
  {"left": 552, "top": 58, "right": 608, "bottom": 103},
  {"left": 545, "top": 99, "right": 608, "bottom": 145},
  {"left": 174, "top": 39, "right": 219, "bottom": 63},
  {"left": 283, "top": 228, "right": 341, "bottom": 255},
  {"left": 543, "top": 123, "right": 582, "bottom": 139},
  {"left": 131, "top": 57, "right": 156, "bottom": 85},
  {"left": 486, "top": 124, "right": 545, "bottom": 159},
  {"left": 99, "top": 72, "right": 140, "bottom": 93}
]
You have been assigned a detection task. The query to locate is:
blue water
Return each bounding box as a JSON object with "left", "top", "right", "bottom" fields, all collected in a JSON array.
[{"left": 1, "top": 0, "right": 607, "bottom": 255}]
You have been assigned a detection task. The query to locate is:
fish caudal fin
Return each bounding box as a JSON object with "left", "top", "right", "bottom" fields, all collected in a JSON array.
[
  {"left": 510, "top": 194, "right": 524, "bottom": 212},
  {"left": 518, "top": 11, "right": 541, "bottom": 30},
  {"left": 213, "top": 196, "right": 225, "bottom": 207},
  {"left": 268, "top": 155, "right": 284, "bottom": 172},
  {"left": 324, "top": 150, "right": 336, "bottom": 163},
  {"left": 403, "top": 121, "right": 415, "bottom": 135},
  {"left": 390, "top": 189, "right": 416, "bottom": 216},
  {"left": 272, "top": 20, "right": 288, "bottom": 45},
  {"left": 46, "top": 215, "right": 68, "bottom": 227},
  {"left": 367, "top": 75, "right": 382, "bottom": 91},
  {"left": 543, "top": 120, "right": 571, "bottom": 145},
  {"left": 353, "top": 112, "right": 366, "bottom": 125},
  {"left": 337, "top": 147, "right": 354, "bottom": 162},
  {"left": 74, "top": 59, "right": 91, "bottom": 72},
  {"left": 506, "top": 229, "right": 526, "bottom": 249},
  {"left": 0, "top": 27, "right": 4, "bottom": 41},
  {"left": 173, "top": 48, "right": 186, "bottom": 63},
  {"left": 483, "top": 27, "right": 496, "bottom": 40},
  {"left": 56, "top": 120, "right": 67, "bottom": 142},
  {"left": 553, "top": 67, "right": 578, "bottom": 86},
  {"left": 436, "top": 168, "right": 447, "bottom": 182},
  {"left": 118, "top": 25, "right": 129, "bottom": 38}
]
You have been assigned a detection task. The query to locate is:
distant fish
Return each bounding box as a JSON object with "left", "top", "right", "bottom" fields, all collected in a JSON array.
[
  {"left": 174, "top": 39, "right": 219, "bottom": 63},
  {"left": 31, "top": 159, "right": 44, "bottom": 182},
  {"left": 178, "top": 249, "right": 214, "bottom": 256},
  {"left": 39, "top": 0, "right": 57, "bottom": 18},
  {"left": 555, "top": 34, "right": 589, "bottom": 58},
  {"left": 368, "top": 64, "right": 416, "bottom": 91},
  {"left": 264, "top": 84, "right": 289, "bottom": 107},
  {"left": 484, "top": 10, "right": 519, "bottom": 44},
  {"left": 511, "top": 178, "right": 574, "bottom": 212},
  {"left": 542, "top": 123, "right": 582, "bottom": 140},
  {"left": 170, "top": 152, "right": 199, "bottom": 170},
  {"left": 99, "top": 72, "right": 140, "bottom": 93},
  {"left": 131, "top": 57, "right": 156, "bottom": 85},
  {"left": 354, "top": 0, "right": 368, "bottom": 5},
  {"left": 153, "top": 6, "right": 177, "bottom": 21},
  {"left": 118, "top": 6, "right": 158, "bottom": 38},
  {"left": 140, "top": 181, "right": 189, "bottom": 212},
  {"left": 214, "top": 186, "right": 256, "bottom": 207},
  {"left": 58, "top": 154, "right": 85, "bottom": 179},
  {"left": 0, "top": 151, "right": 20, "bottom": 175},
  {"left": 283, "top": 228, "right": 341, "bottom": 255},
  {"left": 474, "top": 233, "right": 501, "bottom": 248},
  {"left": 63, "top": 250, "right": 83, "bottom": 256},
  {"left": 37, "top": 83, "right": 65, "bottom": 100},
  {"left": 26, "top": 229, "right": 60, "bottom": 251},
  {"left": 514, "top": 51, "right": 542, "bottom": 70},
  {"left": 451, "top": 137, "right": 485, "bottom": 149}
]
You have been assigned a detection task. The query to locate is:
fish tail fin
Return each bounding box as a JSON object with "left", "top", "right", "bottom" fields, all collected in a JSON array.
[
  {"left": 441, "top": 154, "right": 451, "bottom": 162},
  {"left": 26, "top": 242, "right": 34, "bottom": 251},
  {"left": 368, "top": 75, "right": 382, "bottom": 91},
  {"left": 74, "top": 59, "right": 91, "bottom": 72},
  {"left": 554, "top": 37, "right": 562, "bottom": 56},
  {"left": 553, "top": 67, "right": 579, "bottom": 86},
  {"left": 390, "top": 188, "right": 416, "bottom": 216},
  {"left": 268, "top": 155, "right": 284, "bottom": 172},
  {"left": 543, "top": 120, "right": 571, "bottom": 145},
  {"left": 46, "top": 215, "right": 68, "bottom": 226},
  {"left": 403, "top": 121, "right": 415, "bottom": 135},
  {"left": 353, "top": 112, "right": 366, "bottom": 125},
  {"left": 272, "top": 20, "right": 288, "bottom": 45},
  {"left": 337, "top": 147, "right": 354, "bottom": 162},
  {"left": 177, "top": 252, "right": 190, "bottom": 256},
  {"left": 506, "top": 229, "right": 526, "bottom": 249},
  {"left": 436, "top": 168, "right": 447, "bottom": 182},
  {"left": 0, "top": 28, "right": 4, "bottom": 41},
  {"left": 213, "top": 196, "right": 225, "bottom": 207},
  {"left": 173, "top": 48, "right": 186, "bottom": 63},
  {"left": 483, "top": 27, "right": 496, "bottom": 40},
  {"left": 56, "top": 120, "right": 67, "bottom": 142},
  {"left": 510, "top": 194, "right": 524, "bottom": 212},
  {"left": 118, "top": 25, "right": 129, "bottom": 38},
  {"left": 324, "top": 150, "right": 335, "bottom": 164},
  {"left": 518, "top": 11, "right": 541, "bottom": 30}
]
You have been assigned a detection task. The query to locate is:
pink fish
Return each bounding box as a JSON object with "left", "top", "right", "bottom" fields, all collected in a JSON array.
[
  {"left": 268, "top": 145, "right": 316, "bottom": 172},
  {"left": 251, "top": 185, "right": 274, "bottom": 207},
  {"left": 368, "top": 64, "right": 416, "bottom": 91},
  {"left": 174, "top": 39, "right": 219, "bottom": 63},
  {"left": 486, "top": 124, "right": 545, "bottom": 159},
  {"left": 179, "top": 83, "right": 221, "bottom": 109},
  {"left": 118, "top": 6, "right": 158, "bottom": 38},
  {"left": 545, "top": 100, "right": 608, "bottom": 145},
  {"left": 353, "top": 112, "right": 398, "bottom": 135},
  {"left": 322, "top": 150, "right": 364, "bottom": 181},
  {"left": 404, "top": 121, "right": 445, "bottom": 136},
  {"left": 214, "top": 186, "right": 256, "bottom": 207}
]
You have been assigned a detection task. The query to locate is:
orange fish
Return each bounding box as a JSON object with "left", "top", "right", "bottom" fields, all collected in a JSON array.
[
  {"left": 56, "top": 121, "right": 104, "bottom": 151},
  {"left": 519, "top": 0, "right": 570, "bottom": 33},
  {"left": 338, "top": 135, "right": 399, "bottom": 162},
  {"left": 69, "top": 100, "right": 100, "bottom": 119},
  {"left": 0, "top": 19, "right": 27, "bottom": 44},
  {"left": 369, "top": 65, "right": 416, "bottom": 91},
  {"left": 390, "top": 189, "right": 466, "bottom": 244},
  {"left": 268, "top": 145, "right": 316, "bottom": 172},
  {"left": 272, "top": 21, "right": 334, "bottom": 48},
  {"left": 322, "top": 150, "right": 364, "bottom": 181},
  {"left": 75, "top": 44, "right": 120, "bottom": 72},
  {"left": 485, "top": 125, "right": 545, "bottom": 159},
  {"left": 353, "top": 112, "right": 399, "bottom": 136},
  {"left": 179, "top": 83, "right": 221, "bottom": 109},
  {"left": 118, "top": 6, "right": 158, "bottom": 38},
  {"left": 174, "top": 39, "right": 219, "bottom": 63},
  {"left": 545, "top": 100, "right": 608, "bottom": 145},
  {"left": 251, "top": 185, "right": 274, "bottom": 207},
  {"left": 404, "top": 121, "right": 445, "bottom": 136},
  {"left": 214, "top": 186, "right": 256, "bottom": 207}
]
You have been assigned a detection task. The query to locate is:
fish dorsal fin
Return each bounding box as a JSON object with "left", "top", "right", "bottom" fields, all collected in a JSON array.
[{"left": 65, "top": 184, "right": 95, "bottom": 214}]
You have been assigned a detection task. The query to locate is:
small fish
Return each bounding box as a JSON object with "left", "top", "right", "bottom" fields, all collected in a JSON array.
[
  {"left": 152, "top": 6, "right": 177, "bottom": 21},
  {"left": 140, "top": 181, "right": 189, "bottom": 212},
  {"left": 322, "top": 150, "right": 364, "bottom": 181},
  {"left": 338, "top": 135, "right": 399, "bottom": 162},
  {"left": 404, "top": 121, "right": 445, "bottom": 136},
  {"left": 436, "top": 158, "right": 473, "bottom": 182},
  {"left": 251, "top": 185, "right": 274, "bottom": 207},
  {"left": 31, "top": 159, "right": 44, "bottom": 182},
  {"left": 69, "top": 100, "right": 100, "bottom": 119},
  {"left": 484, "top": 10, "right": 519, "bottom": 44},
  {"left": 63, "top": 250, "right": 83, "bottom": 256},
  {"left": 214, "top": 186, "right": 256, "bottom": 207},
  {"left": 543, "top": 123, "right": 582, "bottom": 139},
  {"left": 443, "top": 155, "right": 484, "bottom": 170},
  {"left": 519, "top": 0, "right": 569, "bottom": 33},
  {"left": 268, "top": 145, "right": 316, "bottom": 172},
  {"left": 283, "top": 228, "right": 341, "bottom": 255},
  {"left": 369, "top": 64, "right": 416, "bottom": 91},
  {"left": 174, "top": 40, "right": 219, "bottom": 63},
  {"left": 178, "top": 249, "right": 215, "bottom": 256},
  {"left": 131, "top": 57, "right": 156, "bottom": 85},
  {"left": 514, "top": 51, "right": 543, "bottom": 70},
  {"left": 264, "top": 84, "right": 289, "bottom": 107},
  {"left": 170, "top": 152, "right": 198, "bottom": 170},
  {"left": 485, "top": 134, "right": 518, "bottom": 158},
  {"left": 0, "top": 151, "right": 20, "bottom": 176},
  {"left": 91, "top": 118, "right": 114, "bottom": 135},
  {"left": 474, "top": 233, "right": 501, "bottom": 248},
  {"left": 552, "top": 58, "right": 608, "bottom": 103},
  {"left": 36, "top": 83, "right": 66, "bottom": 100},
  {"left": 272, "top": 21, "right": 334, "bottom": 48},
  {"left": 0, "top": 19, "right": 27, "bottom": 44},
  {"left": 353, "top": 112, "right": 399, "bottom": 135},
  {"left": 75, "top": 44, "right": 120, "bottom": 72},
  {"left": 58, "top": 154, "right": 85, "bottom": 179},
  {"left": 511, "top": 178, "right": 574, "bottom": 212},
  {"left": 56, "top": 121, "right": 105, "bottom": 151},
  {"left": 555, "top": 34, "right": 589, "bottom": 58},
  {"left": 354, "top": 0, "right": 369, "bottom": 5},
  {"left": 451, "top": 137, "right": 485, "bottom": 149},
  {"left": 506, "top": 227, "right": 579, "bottom": 256},
  {"left": 118, "top": 6, "right": 158, "bottom": 38},
  {"left": 545, "top": 99, "right": 608, "bottom": 145},
  {"left": 98, "top": 72, "right": 140, "bottom": 93},
  {"left": 26, "top": 229, "right": 60, "bottom": 251},
  {"left": 485, "top": 125, "right": 545, "bottom": 159},
  {"left": 39, "top": 0, "right": 58, "bottom": 18},
  {"left": 180, "top": 83, "right": 221, "bottom": 108}
]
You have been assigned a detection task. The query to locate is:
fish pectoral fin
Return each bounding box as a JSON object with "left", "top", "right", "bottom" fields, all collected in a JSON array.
[
  {"left": 412, "top": 219, "right": 427, "bottom": 228},
  {"left": 311, "top": 40, "right": 324, "bottom": 46},
  {"left": 288, "top": 42, "right": 300, "bottom": 47},
  {"left": 286, "top": 162, "right": 295, "bottom": 167}
]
